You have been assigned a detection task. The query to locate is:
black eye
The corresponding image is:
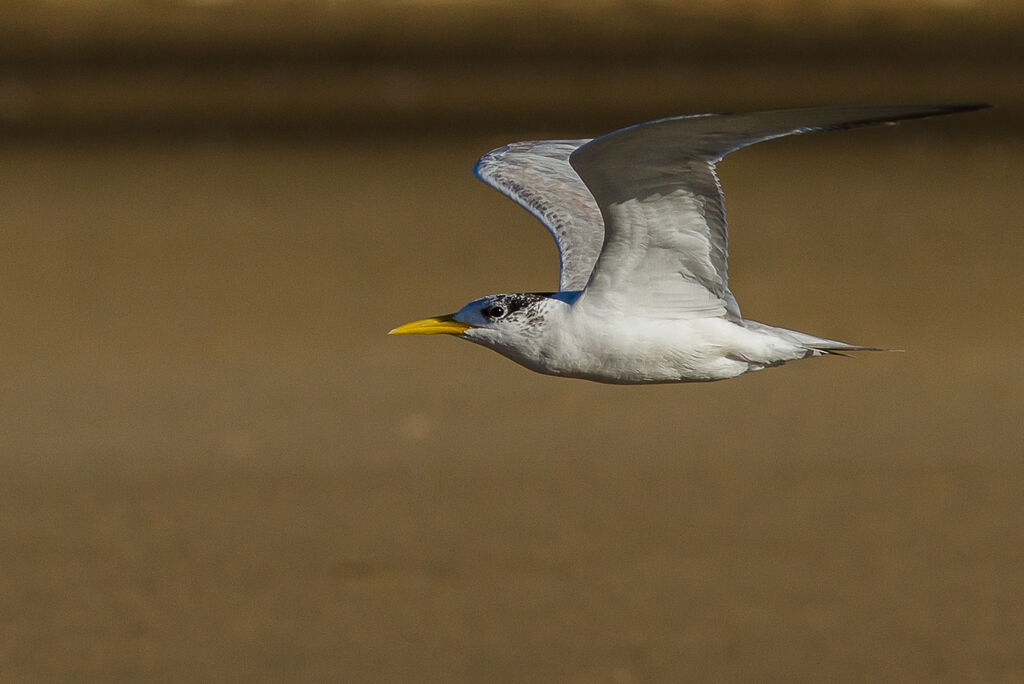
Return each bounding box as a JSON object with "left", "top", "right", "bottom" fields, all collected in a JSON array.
[{"left": 486, "top": 305, "right": 506, "bottom": 319}]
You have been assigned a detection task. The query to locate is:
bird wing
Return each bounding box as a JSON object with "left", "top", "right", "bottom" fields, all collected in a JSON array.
[
  {"left": 569, "top": 103, "right": 986, "bottom": 321},
  {"left": 474, "top": 140, "right": 605, "bottom": 292}
]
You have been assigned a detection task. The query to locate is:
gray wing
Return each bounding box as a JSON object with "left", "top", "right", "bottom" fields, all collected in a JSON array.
[
  {"left": 474, "top": 140, "right": 604, "bottom": 292},
  {"left": 569, "top": 103, "right": 987, "bottom": 320}
]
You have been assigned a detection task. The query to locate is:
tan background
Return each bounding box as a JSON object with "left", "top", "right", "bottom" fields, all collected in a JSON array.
[{"left": 1, "top": 2, "right": 1022, "bottom": 682}]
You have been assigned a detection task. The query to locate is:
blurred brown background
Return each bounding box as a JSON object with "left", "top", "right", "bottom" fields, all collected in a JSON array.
[{"left": 1, "top": 1, "right": 1022, "bottom": 682}]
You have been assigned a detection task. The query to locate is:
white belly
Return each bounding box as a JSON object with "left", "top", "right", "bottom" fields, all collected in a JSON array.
[{"left": 526, "top": 316, "right": 806, "bottom": 384}]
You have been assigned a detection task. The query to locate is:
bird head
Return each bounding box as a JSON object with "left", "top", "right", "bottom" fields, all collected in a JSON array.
[{"left": 389, "top": 292, "right": 560, "bottom": 356}]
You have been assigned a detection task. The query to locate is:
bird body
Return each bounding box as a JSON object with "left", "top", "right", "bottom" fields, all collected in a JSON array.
[
  {"left": 455, "top": 294, "right": 848, "bottom": 383},
  {"left": 391, "top": 104, "right": 986, "bottom": 384}
]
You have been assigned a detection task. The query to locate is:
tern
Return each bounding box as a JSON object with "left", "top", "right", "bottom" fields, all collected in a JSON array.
[{"left": 390, "top": 104, "right": 986, "bottom": 384}]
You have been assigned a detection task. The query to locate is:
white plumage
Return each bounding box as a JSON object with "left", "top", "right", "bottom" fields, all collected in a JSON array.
[{"left": 391, "top": 103, "right": 987, "bottom": 384}]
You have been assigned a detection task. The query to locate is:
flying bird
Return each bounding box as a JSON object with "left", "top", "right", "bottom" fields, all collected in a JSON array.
[{"left": 390, "top": 104, "right": 987, "bottom": 384}]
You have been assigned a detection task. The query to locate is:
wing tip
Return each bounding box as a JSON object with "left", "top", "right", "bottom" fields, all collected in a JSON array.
[
  {"left": 816, "top": 102, "right": 992, "bottom": 132},
  {"left": 896, "top": 101, "right": 992, "bottom": 119},
  {"left": 861, "top": 101, "right": 991, "bottom": 124},
  {"left": 938, "top": 102, "right": 992, "bottom": 113}
]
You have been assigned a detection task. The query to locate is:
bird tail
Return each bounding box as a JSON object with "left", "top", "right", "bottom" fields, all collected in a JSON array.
[{"left": 741, "top": 320, "right": 895, "bottom": 356}]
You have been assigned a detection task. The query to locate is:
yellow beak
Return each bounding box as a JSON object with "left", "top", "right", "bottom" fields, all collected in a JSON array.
[{"left": 388, "top": 314, "right": 474, "bottom": 336}]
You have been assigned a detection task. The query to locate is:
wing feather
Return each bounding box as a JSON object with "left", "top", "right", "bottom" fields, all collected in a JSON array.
[
  {"left": 569, "top": 103, "right": 987, "bottom": 320},
  {"left": 474, "top": 140, "right": 604, "bottom": 291}
]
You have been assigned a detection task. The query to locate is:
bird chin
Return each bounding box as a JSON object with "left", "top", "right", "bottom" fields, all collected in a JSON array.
[
  {"left": 460, "top": 328, "right": 541, "bottom": 368},
  {"left": 461, "top": 327, "right": 515, "bottom": 354},
  {"left": 460, "top": 327, "right": 493, "bottom": 343}
]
